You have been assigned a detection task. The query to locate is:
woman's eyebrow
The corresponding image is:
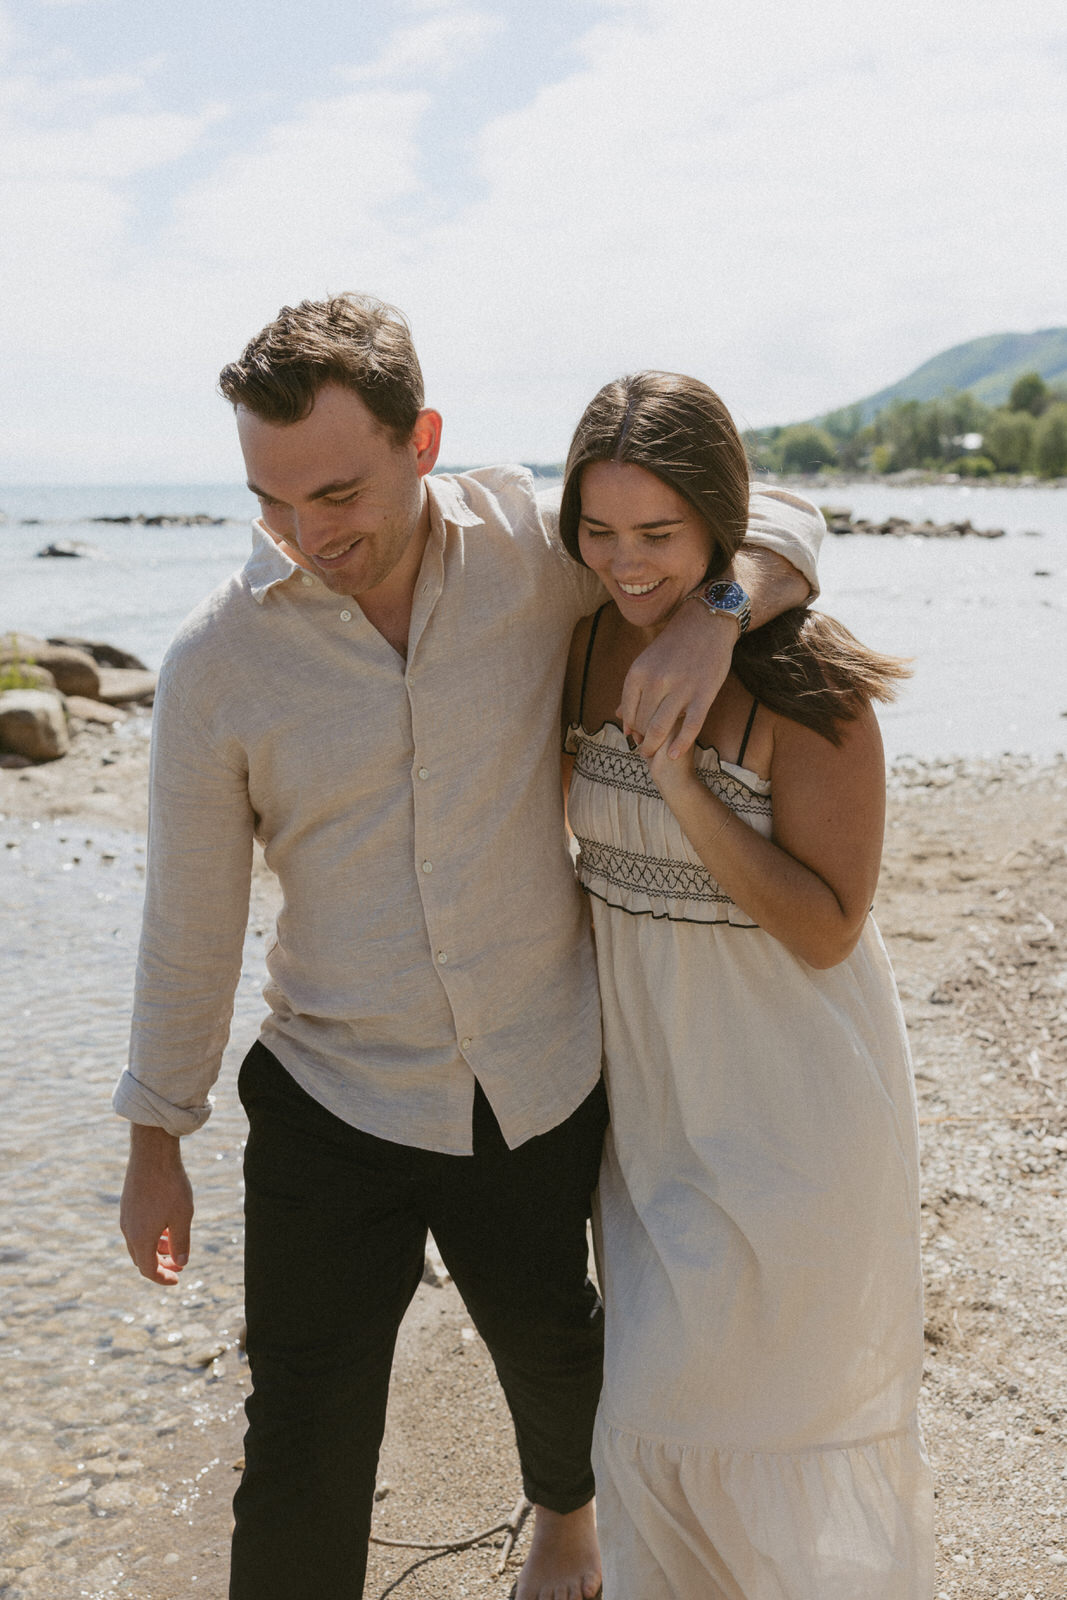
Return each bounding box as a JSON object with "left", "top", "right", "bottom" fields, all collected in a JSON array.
[{"left": 579, "top": 513, "right": 684, "bottom": 530}]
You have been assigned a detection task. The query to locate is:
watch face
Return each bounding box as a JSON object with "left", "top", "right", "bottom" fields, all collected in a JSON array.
[{"left": 705, "top": 580, "right": 746, "bottom": 610}]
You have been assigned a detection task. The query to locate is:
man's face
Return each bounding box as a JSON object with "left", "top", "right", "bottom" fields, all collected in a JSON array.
[{"left": 238, "top": 382, "right": 438, "bottom": 600}]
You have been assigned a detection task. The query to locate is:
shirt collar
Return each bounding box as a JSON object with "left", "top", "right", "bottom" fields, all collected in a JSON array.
[
  {"left": 242, "top": 473, "right": 485, "bottom": 605},
  {"left": 245, "top": 521, "right": 304, "bottom": 603},
  {"left": 424, "top": 472, "right": 485, "bottom": 531}
]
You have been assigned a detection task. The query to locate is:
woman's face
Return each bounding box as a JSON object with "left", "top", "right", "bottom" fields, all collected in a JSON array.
[{"left": 577, "top": 460, "right": 714, "bottom": 631}]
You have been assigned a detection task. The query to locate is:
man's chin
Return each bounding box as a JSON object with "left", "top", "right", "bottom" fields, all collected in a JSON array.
[{"left": 314, "top": 561, "right": 367, "bottom": 596}]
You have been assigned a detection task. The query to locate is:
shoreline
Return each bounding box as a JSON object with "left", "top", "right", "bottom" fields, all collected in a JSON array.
[
  {"left": 2, "top": 743, "right": 1066, "bottom": 1596},
  {"left": 2, "top": 711, "right": 1064, "bottom": 836},
  {"left": 0, "top": 470, "right": 1065, "bottom": 528}
]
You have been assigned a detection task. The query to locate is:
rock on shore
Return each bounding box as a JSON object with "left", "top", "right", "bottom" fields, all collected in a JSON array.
[
  {"left": 821, "top": 507, "right": 1006, "bottom": 538},
  {"left": 0, "top": 634, "right": 156, "bottom": 768}
]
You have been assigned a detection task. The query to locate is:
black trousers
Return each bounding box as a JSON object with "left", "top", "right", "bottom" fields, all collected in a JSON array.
[{"left": 230, "top": 1041, "right": 608, "bottom": 1600}]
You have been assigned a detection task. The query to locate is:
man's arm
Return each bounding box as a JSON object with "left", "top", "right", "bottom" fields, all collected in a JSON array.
[
  {"left": 620, "top": 488, "right": 824, "bottom": 759},
  {"left": 115, "top": 659, "right": 255, "bottom": 1282}
]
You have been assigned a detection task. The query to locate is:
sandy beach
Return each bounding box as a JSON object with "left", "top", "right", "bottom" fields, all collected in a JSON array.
[{"left": 2, "top": 720, "right": 1066, "bottom": 1599}]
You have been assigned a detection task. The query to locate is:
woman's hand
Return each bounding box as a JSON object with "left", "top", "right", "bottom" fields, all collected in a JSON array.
[{"left": 645, "top": 730, "right": 702, "bottom": 810}]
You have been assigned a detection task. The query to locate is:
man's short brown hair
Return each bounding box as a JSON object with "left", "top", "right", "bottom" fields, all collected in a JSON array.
[{"left": 218, "top": 294, "right": 425, "bottom": 443}]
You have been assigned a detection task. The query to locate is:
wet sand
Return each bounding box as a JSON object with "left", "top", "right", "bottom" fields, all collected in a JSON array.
[{"left": 1, "top": 725, "right": 1066, "bottom": 1598}]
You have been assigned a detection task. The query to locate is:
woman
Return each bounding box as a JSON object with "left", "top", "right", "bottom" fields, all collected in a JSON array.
[{"left": 559, "top": 371, "right": 933, "bottom": 1599}]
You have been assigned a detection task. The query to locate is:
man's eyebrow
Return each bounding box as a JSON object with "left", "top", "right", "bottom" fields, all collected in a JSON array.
[
  {"left": 246, "top": 475, "right": 366, "bottom": 502},
  {"left": 308, "top": 477, "right": 366, "bottom": 500}
]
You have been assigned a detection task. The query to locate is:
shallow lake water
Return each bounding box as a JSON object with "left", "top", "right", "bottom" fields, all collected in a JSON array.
[{"left": 0, "top": 815, "right": 270, "bottom": 1588}]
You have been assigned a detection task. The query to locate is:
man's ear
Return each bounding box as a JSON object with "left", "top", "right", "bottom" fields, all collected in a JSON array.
[{"left": 411, "top": 409, "right": 443, "bottom": 478}]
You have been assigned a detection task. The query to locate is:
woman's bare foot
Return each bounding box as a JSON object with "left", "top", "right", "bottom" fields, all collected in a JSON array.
[{"left": 514, "top": 1500, "right": 602, "bottom": 1600}]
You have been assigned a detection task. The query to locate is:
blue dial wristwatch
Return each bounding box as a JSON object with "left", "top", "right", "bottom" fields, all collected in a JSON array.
[{"left": 688, "top": 579, "right": 752, "bottom": 637}]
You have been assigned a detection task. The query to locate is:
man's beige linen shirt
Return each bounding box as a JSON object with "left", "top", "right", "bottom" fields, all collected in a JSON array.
[{"left": 114, "top": 470, "right": 822, "bottom": 1156}]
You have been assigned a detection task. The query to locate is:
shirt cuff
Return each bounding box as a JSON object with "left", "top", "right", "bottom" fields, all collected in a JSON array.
[{"left": 112, "top": 1070, "right": 213, "bottom": 1136}]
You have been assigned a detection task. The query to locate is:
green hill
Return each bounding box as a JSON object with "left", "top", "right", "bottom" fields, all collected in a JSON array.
[{"left": 822, "top": 327, "right": 1067, "bottom": 426}]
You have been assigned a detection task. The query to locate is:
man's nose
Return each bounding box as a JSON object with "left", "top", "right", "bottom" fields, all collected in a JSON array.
[{"left": 292, "top": 505, "right": 337, "bottom": 553}]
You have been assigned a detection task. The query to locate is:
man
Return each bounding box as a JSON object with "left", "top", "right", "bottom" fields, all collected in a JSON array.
[{"left": 116, "top": 294, "right": 822, "bottom": 1600}]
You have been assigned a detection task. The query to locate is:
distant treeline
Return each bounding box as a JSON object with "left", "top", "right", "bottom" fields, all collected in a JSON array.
[{"left": 747, "top": 372, "right": 1067, "bottom": 478}]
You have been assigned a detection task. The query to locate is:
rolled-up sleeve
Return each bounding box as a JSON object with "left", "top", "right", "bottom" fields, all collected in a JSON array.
[
  {"left": 746, "top": 487, "right": 825, "bottom": 597},
  {"left": 113, "top": 665, "right": 254, "bottom": 1135}
]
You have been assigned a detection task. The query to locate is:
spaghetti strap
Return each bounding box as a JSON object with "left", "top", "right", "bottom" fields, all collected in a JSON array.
[
  {"left": 735, "top": 696, "right": 760, "bottom": 768},
  {"left": 578, "top": 604, "right": 610, "bottom": 728}
]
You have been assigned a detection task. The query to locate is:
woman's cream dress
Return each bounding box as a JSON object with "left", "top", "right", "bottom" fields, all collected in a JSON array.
[{"left": 565, "top": 720, "right": 933, "bottom": 1600}]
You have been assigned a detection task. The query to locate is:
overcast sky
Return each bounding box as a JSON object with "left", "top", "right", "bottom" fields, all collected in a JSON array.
[{"left": 2, "top": 0, "right": 1065, "bottom": 481}]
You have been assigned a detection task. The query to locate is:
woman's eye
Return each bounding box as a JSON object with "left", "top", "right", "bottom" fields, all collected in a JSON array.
[{"left": 644, "top": 532, "right": 670, "bottom": 544}]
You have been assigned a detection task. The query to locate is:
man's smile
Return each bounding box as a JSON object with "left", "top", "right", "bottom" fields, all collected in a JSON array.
[{"left": 312, "top": 537, "right": 364, "bottom": 569}]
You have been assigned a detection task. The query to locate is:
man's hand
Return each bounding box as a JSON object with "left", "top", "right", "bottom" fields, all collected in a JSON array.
[
  {"left": 621, "top": 545, "right": 812, "bottom": 760},
  {"left": 120, "top": 1124, "right": 194, "bottom": 1286},
  {"left": 620, "top": 605, "right": 738, "bottom": 761}
]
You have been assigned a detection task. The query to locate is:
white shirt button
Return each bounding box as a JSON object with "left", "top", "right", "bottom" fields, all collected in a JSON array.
[
  {"left": 417, "top": 767, "right": 429, "bottom": 781},
  {"left": 339, "top": 609, "right": 352, "bottom": 621},
  {"left": 460, "top": 1037, "right": 472, "bottom": 1051},
  {"left": 300, "top": 574, "right": 314, "bottom": 587},
  {"left": 437, "top": 950, "right": 448, "bottom": 964},
  {"left": 422, "top": 860, "right": 433, "bottom": 873}
]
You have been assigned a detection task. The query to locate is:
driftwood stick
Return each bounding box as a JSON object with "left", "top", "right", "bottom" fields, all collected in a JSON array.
[
  {"left": 919, "top": 1109, "right": 1067, "bottom": 1125},
  {"left": 495, "top": 1495, "right": 533, "bottom": 1575},
  {"left": 368, "top": 1494, "right": 532, "bottom": 1558}
]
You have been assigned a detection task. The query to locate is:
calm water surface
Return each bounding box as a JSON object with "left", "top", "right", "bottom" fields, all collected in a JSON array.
[{"left": 2, "top": 478, "right": 1064, "bottom": 761}]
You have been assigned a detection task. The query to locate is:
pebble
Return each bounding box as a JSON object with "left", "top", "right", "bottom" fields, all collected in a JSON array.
[{"left": 51, "top": 1481, "right": 91, "bottom": 1505}]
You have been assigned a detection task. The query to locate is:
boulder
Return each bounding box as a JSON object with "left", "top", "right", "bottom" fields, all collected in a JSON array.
[
  {"left": 0, "top": 639, "right": 100, "bottom": 698},
  {"left": 47, "top": 637, "right": 149, "bottom": 671},
  {"left": 1, "top": 631, "right": 48, "bottom": 658},
  {"left": 65, "top": 695, "right": 127, "bottom": 726},
  {"left": 1, "top": 663, "right": 56, "bottom": 691},
  {"left": 0, "top": 690, "right": 70, "bottom": 761},
  {"left": 95, "top": 667, "right": 156, "bottom": 705}
]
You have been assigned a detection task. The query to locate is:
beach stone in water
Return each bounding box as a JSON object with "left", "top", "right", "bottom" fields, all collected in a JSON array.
[{"left": 0, "top": 690, "right": 69, "bottom": 762}]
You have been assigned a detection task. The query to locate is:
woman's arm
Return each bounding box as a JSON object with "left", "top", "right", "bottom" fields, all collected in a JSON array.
[{"left": 646, "top": 704, "right": 886, "bottom": 968}]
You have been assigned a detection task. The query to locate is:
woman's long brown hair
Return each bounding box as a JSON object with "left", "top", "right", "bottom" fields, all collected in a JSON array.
[{"left": 560, "top": 371, "right": 909, "bottom": 743}]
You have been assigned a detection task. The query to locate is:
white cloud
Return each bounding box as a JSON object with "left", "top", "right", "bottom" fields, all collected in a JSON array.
[
  {"left": 1, "top": 0, "right": 1064, "bottom": 478},
  {"left": 0, "top": 104, "right": 223, "bottom": 178},
  {"left": 340, "top": 7, "right": 503, "bottom": 82},
  {"left": 396, "top": 0, "right": 1067, "bottom": 454},
  {"left": 170, "top": 88, "right": 427, "bottom": 268}
]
